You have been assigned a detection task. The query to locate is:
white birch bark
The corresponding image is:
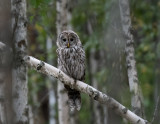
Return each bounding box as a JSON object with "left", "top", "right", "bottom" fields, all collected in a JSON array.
[
  {"left": 29, "top": 106, "right": 34, "bottom": 124},
  {"left": 119, "top": 0, "right": 144, "bottom": 117},
  {"left": 103, "top": 98, "right": 108, "bottom": 124},
  {"left": 11, "top": 0, "right": 28, "bottom": 123},
  {"left": 56, "top": 0, "right": 70, "bottom": 124},
  {"left": 24, "top": 56, "right": 150, "bottom": 124},
  {"left": 46, "top": 36, "right": 56, "bottom": 124}
]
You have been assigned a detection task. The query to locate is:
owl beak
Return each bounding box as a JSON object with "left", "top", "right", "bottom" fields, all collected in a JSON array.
[{"left": 67, "top": 42, "right": 70, "bottom": 48}]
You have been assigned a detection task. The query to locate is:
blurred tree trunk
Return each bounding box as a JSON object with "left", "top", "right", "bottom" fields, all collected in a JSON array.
[
  {"left": 152, "top": 1, "right": 160, "bottom": 123},
  {"left": 67, "top": 2, "right": 78, "bottom": 124},
  {"left": 90, "top": 49, "right": 103, "bottom": 124},
  {"left": 28, "top": 24, "right": 48, "bottom": 124},
  {"left": 0, "top": 0, "right": 13, "bottom": 123},
  {"left": 56, "top": 0, "right": 70, "bottom": 124},
  {"left": 11, "top": 0, "right": 28, "bottom": 123},
  {"left": 87, "top": 19, "right": 104, "bottom": 124},
  {"left": 119, "top": 0, "right": 144, "bottom": 117},
  {"left": 153, "top": 22, "right": 160, "bottom": 123},
  {"left": 46, "top": 36, "right": 56, "bottom": 124},
  {"left": 154, "top": 39, "right": 160, "bottom": 124},
  {"left": 103, "top": 95, "right": 108, "bottom": 124},
  {"left": 29, "top": 106, "right": 34, "bottom": 124},
  {"left": 104, "top": 1, "right": 129, "bottom": 124}
]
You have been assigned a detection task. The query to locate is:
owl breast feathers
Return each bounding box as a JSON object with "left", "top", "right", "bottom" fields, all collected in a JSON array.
[{"left": 57, "top": 47, "right": 85, "bottom": 81}]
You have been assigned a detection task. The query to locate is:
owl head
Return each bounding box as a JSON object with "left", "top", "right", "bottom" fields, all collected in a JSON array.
[{"left": 57, "top": 30, "right": 82, "bottom": 48}]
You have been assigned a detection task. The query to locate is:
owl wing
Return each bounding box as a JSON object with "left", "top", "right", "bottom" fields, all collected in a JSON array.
[{"left": 76, "top": 47, "right": 85, "bottom": 81}]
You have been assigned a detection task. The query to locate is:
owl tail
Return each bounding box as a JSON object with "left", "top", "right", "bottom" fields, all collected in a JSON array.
[{"left": 64, "top": 85, "right": 81, "bottom": 111}]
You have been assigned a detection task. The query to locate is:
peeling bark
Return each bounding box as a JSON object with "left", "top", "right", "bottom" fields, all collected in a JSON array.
[
  {"left": 11, "top": 0, "right": 28, "bottom": 123},
  {"left": 119, "top": 0, "right": 144, "bottom": 117},
  {"left": 24, "top": 56, "right": 149, "bottom": 124}
]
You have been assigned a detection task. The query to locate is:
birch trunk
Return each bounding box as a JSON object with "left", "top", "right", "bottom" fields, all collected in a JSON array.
[
  {"left": 119, "top": 0, "right": 144, "bottom": 117},
  {"left": 56, "top": 0, "right": 70, "bottom": 124},
  {"left": 11, "top": 0, "right": 28, "bottom": 123},
  {"left": 90, "top": 49, "right": 103, "bottom": 124},
  {"left": 46, "top": 36, "right": 56, "bottom": 124},
  {"left": 104, "top": 2, "right": 128, "bottom": 123},
  {"left": 0, "top": 0, "right": 13, "bottom": 123}
]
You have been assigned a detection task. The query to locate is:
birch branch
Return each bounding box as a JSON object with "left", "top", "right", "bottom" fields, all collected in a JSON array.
[{"left": 24, "top": 56, "right": 149, "bottom": 124}]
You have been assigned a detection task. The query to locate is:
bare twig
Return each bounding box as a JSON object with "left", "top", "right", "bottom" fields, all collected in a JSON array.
[{"left": 24, "top": 56, "right": 150, "bottom": 124}]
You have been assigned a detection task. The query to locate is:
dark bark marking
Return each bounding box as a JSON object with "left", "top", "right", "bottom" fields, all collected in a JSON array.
[
  {"left": 37, "top": 61, "right": 45, "bottom": 70},
  {"left": 137, "top": 119, "right": 141, "bottom": 123},
  {"left": 94, "top": 91, "right": 99, "bottom": 100},
  {"left": 133, "top": 78, "right": 138, "bottom": 83},
  {"left": 18, "top": 40, "right": 26, "bottom": 48}
]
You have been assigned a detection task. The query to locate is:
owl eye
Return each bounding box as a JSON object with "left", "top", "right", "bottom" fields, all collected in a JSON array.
[
  {"left": 62, "top": 38, "right": 66, "bottom": 42},
  {"left": 70, "top": 38, "right": 73, "bottom": 41}
]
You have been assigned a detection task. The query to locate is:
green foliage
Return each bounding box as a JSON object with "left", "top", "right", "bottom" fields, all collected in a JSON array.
[
  {"left": 131, "top": 0, "right": 160, "bottom": 120},
  {"left": 29, "top": 0, "right": 51, "bottom": 8}
]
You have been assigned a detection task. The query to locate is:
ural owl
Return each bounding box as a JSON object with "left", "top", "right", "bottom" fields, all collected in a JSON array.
[{"left": 56, "top": 30, "right": 85, "bottom": 111}]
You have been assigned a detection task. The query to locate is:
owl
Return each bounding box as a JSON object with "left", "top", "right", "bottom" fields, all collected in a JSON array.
[{"left": 56, "top": 30, "right": 85, "bottom": 111}]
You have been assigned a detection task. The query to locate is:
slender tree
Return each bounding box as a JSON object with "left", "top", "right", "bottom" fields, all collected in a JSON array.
[
  {"left": 119, "top": 0, "right": 144, "bottom": 117},
  {"left": 153, "top": 24, "right": 160, "bottom": 124},
  {"left": 56, "top": 0, "right": 70, "bottom": 123},
  {"left": 87, "top": 19, "right": 103, "bottom": 124},
  {"left": 11, "top": 0, "right": 28, "bottom": 123},
  {"left": 46, "top": 36, "right": 56, "bottom": 124},
  {"left": 104, "top": 1, "right": 128, "bottom": 123},
  {"left": 90, "top": 49, "right": 104, "bottom": 124}
]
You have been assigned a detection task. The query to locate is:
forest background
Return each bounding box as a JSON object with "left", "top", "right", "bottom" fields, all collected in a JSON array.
[
  {"left": 0, "top": 0, "right": 159, "bottom": 124},
  {"left": 27, "top": 0, "right": 160, "bottom": 124}
]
